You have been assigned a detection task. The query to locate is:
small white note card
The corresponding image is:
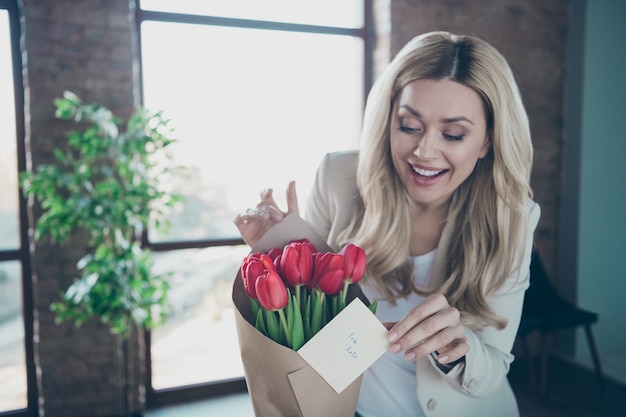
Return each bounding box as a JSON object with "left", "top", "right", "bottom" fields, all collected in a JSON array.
[{"left": 297, "top": 298, "right": 389, "bottom": 393}]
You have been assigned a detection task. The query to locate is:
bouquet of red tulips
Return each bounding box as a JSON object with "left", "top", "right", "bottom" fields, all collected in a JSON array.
[
  {"left": 241, "top": 238, "right": 377, "bottom": 351},
  {"left": 231, "top": 213, "right": 382, "bottom": 417}
]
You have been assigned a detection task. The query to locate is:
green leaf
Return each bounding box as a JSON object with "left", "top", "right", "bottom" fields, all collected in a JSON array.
[
  {"left": 303, "top": 295, "right": 312, "bottom": 342},
  {"left": 290, "top": 294, "right": 304, "bottom": 350},
  {"left": 265, "top": 309, "right": 282, "bottom": 346},
  {"left": 311, "top": 291, "right": 324, "bottom": 336},
  {"left": 368, "top": 299, "right": 378, "bottom": 314},
  {"left": 337, "top": 291, "right": 346, "bottom": 315},
  {"left": 322, "top": 295, "right": 329, "bottom": 329},
  {"left": 250, "top": 298, "right": 259, "bottom": 319},
  {"left": 254, "top": 307, "right": 267, "bottom": 336}
]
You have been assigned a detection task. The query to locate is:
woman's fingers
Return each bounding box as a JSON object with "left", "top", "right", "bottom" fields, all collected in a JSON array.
[
  {"left": 387, "top": 293, "right": 449, "bottom": 345},
  {"left": 256, "top": 188, "right": 283, "bottom": 222},
  {"left": 388, "top": 305, "right": 459, "bottom": 354},
  {"left": 234, "top": 207, "right": 270, "bottom": 226},
  {"left": 434, "top": 337, "right": 469, "bottom": 364},
  {"left": 285, "top": 180, "right": 299, "bottom": 215},
  {"left": 259, "top": 182, "right": 299, "bottom": 220},
  {"left": 233, "top": 181, "right": 299, "bottom": 247},
  {"left": 400, "top": 321, "right": 468, "bottom": 363},
  {"left": 233, "top": 208, "right": 274, "bottom": 246},
  {"left": 387, "top": 293, "right": 468, "bottom": 362}
]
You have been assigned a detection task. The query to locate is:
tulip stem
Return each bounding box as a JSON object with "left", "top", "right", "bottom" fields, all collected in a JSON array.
[
  {"left": 277, "top": 309, "right": 290, "bottom": 347},
  {"left": 341, "top": 280, "right": 350, "bottom": 304},
  {"left": 295, "top": 284, "right": 302, "bottom": 310}
]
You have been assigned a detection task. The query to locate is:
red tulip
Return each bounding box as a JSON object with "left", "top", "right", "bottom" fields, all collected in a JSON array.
[
  {"left": 241, "top": 252, "right": 276, "bottom": 298},
  {"left": 289, "top": 238, "right": 317, "bottom": 253},
  {"left": 266, "top": 247, "right": 282, "bottom": 261},
  {"left": 307, "top": 252, "right": 323, "bottom": 289},
  {"left": 313, "top": 252, "right": 345, "bottom": 296},
  {"left": 255, "top": 269, "right": 289, "bottom": 311},
  {"left": 340, "top": 243, "right": 366, "bottom": 284},
  {"left": 272, "top": 254, "right": 282, "bottom": 272},
  {"left": 280, "top": 241, "right": 314, "bottom": 287}
]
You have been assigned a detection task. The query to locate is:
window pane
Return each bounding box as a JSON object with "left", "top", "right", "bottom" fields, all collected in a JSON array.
[
  {"left": 150, "top": 246, "right": 249, "bottom": 389},
  {"left": 141, "top": 0, "right": 363, "bottom": 28},
  {"left": 0, "top": 11, "right": 19, "bottom": 251},
  {"left": 0, "top": 261, "right": 26, "bottom": 411},
  {"left": 141, "top": 22, "right": 363, "bottom": 243}
]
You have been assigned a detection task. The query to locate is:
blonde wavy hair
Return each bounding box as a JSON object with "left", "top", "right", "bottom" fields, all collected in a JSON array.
[{"left": 338, "top": 31, "right": 533, "bottom": 330}]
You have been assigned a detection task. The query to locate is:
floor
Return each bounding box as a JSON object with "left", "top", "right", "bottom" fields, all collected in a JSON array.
[
  {"left": 144, "top": 392, "right": 253, "bottom": 417},
  {"left": 509, "top": 355, "right": 626, "bottom": 417},
  {"left": 144, "top": 354, "right": 626, "bottom": 417}
]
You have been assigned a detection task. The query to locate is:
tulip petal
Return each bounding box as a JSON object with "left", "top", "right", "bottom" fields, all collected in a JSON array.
[
  {"left": 341, "top": 243, "right": 367, "bottom": 284},
  {"left": 255, "top": 270, "right": 289, "bottom": 311}
]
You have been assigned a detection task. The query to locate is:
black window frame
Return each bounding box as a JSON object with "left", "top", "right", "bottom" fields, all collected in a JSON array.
[{"left": 0, "top": 0, "right": 37, "bottom": 416}]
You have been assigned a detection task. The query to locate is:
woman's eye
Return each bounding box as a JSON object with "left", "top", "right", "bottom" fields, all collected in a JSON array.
[
  {"left": 443, "top": 133, "right": 464, "bottom": 141},
  {"left": 399, "top": 125, "right": 421, "bottom": 134}
]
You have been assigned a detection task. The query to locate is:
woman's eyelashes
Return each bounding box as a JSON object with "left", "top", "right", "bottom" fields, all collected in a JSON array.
[
  {"left": 399, "top": 124, "right": 422, "bottom": 134},
  {"left": 443, "top": 133, "right": 464, "bottom": 141},
  {"left": 399, "top": 122, "right": 465, "bottom": 141}
]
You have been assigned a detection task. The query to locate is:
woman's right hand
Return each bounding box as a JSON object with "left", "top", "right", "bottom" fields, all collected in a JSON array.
[{"left": 233, "top": 180, "right": 299, "bottom": 247}]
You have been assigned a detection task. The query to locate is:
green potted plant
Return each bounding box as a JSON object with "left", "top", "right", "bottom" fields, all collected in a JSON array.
[{"left": 20, "top": 91, "right": 184, "bottom": 417}]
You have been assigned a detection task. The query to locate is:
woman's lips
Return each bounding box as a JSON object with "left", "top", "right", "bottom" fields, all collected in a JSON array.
[{"left": 409, "top": 163, "right": 448, "bottom": 185}]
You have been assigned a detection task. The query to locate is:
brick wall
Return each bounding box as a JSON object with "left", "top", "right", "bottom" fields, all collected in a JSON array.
[
  {"left": 20, "top": 0, "right": 142, "bottom": 416},
  {"left": 376, "top": 0, "right": 569, "bottom": 279}
]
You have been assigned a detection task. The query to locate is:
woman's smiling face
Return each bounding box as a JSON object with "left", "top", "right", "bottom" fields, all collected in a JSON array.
[{"left": 390, "top": 78, "right": 490, "bottom": 211}]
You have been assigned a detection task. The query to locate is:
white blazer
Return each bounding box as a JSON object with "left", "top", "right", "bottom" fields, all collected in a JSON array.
[{"left": 304, "top": 150, "right": 541, "bottom": 417}]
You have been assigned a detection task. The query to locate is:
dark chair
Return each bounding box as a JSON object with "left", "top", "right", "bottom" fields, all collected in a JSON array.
[{"left": 516, "top": 248, "right": 604, "bottom": 399}]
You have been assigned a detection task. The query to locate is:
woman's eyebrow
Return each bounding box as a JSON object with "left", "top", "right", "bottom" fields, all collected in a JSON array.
[
  {"left": 442, "top": 116, "right": 474, "bottom": 125},
  {"left": 399, "top": 104, "right": 421, "bottom": 117},
  {"left": 399, "top": 105, "right": 474, "bottom": 126}
]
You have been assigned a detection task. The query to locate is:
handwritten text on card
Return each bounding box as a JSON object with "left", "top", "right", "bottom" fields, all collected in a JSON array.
[{"left": 297, "top": 298, "right": 389, "bottom": 393}]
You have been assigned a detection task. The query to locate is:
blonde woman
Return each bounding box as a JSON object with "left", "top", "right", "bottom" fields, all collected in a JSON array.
[{"left": 235, "top": 31, "right": 540, "bottom": 417}]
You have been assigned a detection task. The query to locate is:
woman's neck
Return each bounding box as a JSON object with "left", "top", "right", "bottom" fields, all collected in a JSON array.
[{"left": 408, "top": 202, "right": 449, "bottom": 256}]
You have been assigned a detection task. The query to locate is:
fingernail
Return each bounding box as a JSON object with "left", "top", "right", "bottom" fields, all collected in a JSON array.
[
  {"left": 405, "top": 351, "right": 416, "bottom": 361},
  {"left": 388, "top": 332, "right": 398, "bottom": 342},
  {"left": 438, "top": 355, "right": 449, "bottom": 363},
  {"left": 390, "top": 343, "right": 401, "bottom": 353}
]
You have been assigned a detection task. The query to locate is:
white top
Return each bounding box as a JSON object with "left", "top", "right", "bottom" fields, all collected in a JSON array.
[{"left": 356, "top": 250, "right": 437, "bottom": 417}]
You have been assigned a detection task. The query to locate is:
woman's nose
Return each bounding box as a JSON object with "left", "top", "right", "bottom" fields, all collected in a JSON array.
[{"left": 413, "top": 132, "right": 438, "bottom": 160}]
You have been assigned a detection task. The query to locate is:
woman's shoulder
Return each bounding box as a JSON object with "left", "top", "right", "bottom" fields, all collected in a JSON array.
[
  {"left": 319, "top": 149, "right": 359, "bottom": 174},
  {"left": 306, "top": 150, "right": 360, "bottom": 244},
  {"left": 526, "top": 198, "right": 541, "bottom": 227},
  {"left": 315, "top": 150, "right": 359, "bottom": 194}
]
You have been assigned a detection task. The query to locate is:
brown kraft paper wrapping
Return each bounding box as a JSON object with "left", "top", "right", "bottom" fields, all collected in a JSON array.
[{"left": 231, "top": 214, "right": 370, "bottom": 417}]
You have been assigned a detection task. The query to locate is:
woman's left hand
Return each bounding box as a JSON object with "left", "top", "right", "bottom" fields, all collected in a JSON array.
[{"left": 385, "top": 293, "right": 469, "bottom": 365}]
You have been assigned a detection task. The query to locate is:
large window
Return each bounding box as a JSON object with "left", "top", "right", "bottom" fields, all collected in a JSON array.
[
  {"left": 137, "top": 0, "right": 370, "bottom": 403},
  {"left": 0, "top": 1, "right": 35, "bottom": 415}
]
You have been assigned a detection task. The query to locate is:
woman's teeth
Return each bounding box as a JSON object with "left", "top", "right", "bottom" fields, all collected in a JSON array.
[{"left": 413, "top": 167, "right": 444, "bottom": 177}]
